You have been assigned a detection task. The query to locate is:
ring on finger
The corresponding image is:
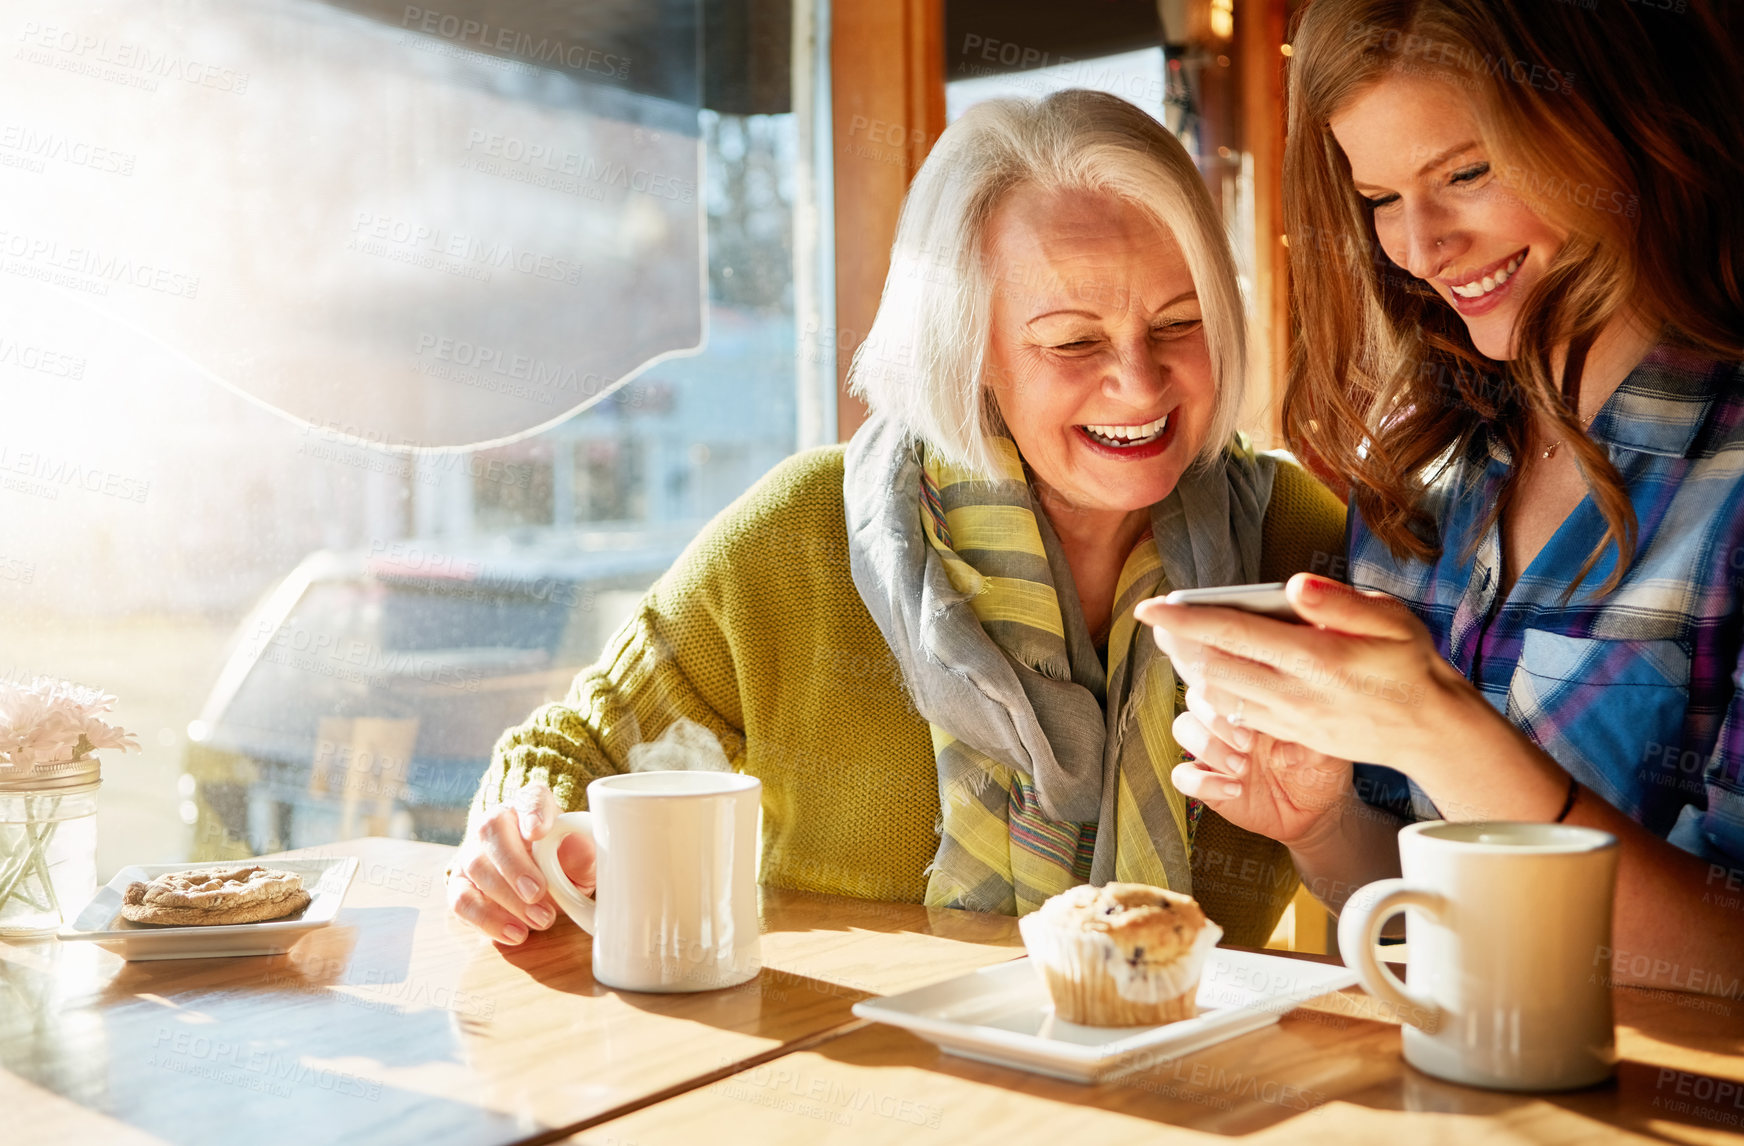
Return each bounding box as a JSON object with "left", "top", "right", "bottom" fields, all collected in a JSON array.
[{"left": 1229, "top": 697, "right": 1247, "bottom": 728}]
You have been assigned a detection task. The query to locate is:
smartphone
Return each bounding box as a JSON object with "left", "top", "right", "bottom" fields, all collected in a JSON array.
[{"left": 1161, "top": 582, "right": 1301, "bottom": 622}]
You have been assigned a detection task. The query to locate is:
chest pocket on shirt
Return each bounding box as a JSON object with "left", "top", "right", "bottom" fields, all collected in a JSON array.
[{"left": 1504, "top": 629, "right": 1690, "bottom": 818}]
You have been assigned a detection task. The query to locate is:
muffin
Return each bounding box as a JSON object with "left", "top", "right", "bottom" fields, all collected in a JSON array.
[{"left": 1018, "top": 883, "right": 1222, "bottom": 1026}]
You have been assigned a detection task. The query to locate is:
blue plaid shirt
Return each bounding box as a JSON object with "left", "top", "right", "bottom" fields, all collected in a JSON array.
[{"left": 1347, "top": 345, "right": 1744, "bottom": 866}]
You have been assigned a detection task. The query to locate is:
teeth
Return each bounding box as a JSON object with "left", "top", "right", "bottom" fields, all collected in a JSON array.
[
  {"left": 1452, "top": 252, "right": 1525, "bottom": 299},
  {"left": 1081, "top": 414, "right": 1169, "bottom": 447}
]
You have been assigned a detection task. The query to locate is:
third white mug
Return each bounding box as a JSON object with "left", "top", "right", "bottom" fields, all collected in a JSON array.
[
  {"left": 1339, "top": 820, "right": 1619, "bottom": 1091},
  {"left": 531, "top": 769, "right": 761, "bottom": 993}
]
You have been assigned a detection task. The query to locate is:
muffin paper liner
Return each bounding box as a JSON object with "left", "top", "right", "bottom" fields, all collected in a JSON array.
[{"left": 1019, "top": 911, "right": 1224, "bottom": 1027}]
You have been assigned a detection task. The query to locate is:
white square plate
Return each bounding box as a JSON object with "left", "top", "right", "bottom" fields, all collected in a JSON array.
[
  {"left": 851, "top": 948, "right": 1358, "bottom": 1083},
  {"left": 56, "top": 857, "right": 359, "bottom": 961}
]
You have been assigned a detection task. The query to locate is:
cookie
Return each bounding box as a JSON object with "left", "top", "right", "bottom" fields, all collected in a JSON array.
[{"left": 121, "top": 865, "right": 311, "bottom": 926}]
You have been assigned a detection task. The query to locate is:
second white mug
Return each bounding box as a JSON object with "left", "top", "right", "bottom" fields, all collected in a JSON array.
[
  {"left": 531, "top": 769, "right": 762, "bottom": 993},
  {"left": 1339, "top": 819, "right": 1619, "bottom": 1091}
]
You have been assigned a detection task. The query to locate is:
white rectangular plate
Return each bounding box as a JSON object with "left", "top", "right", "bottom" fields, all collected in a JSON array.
[
  {"left": 852, "top": 948, "right": 1358, "bottom": 1084},
  {"left": 56, "top": 857, "right": 359, "bottom": 961}
]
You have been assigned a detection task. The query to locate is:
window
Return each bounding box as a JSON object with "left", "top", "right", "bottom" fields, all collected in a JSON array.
[{"left": 2, "top": 0, "right": 825, "bottom": 871}]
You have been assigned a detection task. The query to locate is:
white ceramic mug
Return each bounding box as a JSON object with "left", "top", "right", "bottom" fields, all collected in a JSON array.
[
  {"left": 531, "top": 770, "right": 761, "bottom": 993},
  {"left": 1338, "top": 820, "right": 1619, "bottom": 1091}
]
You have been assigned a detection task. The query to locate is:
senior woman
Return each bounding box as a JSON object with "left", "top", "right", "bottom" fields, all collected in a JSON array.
[{"left": 446, "top": 90, "right": 1345, "bottom": 947}]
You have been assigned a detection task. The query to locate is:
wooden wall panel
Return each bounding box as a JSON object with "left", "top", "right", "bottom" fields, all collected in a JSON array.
[
  {"left": 1239, "top": 0, "right": 1291, "bottom": 443},
  {"left": 830, "top": 0, "right": 945, "bottom": 442}
]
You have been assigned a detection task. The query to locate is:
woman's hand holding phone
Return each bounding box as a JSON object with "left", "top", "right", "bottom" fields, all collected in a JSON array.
[
  {"left": 1138, "top": 576, "right": 1354, "bottom": 847},
  {"left": 1139, "top": 572, "right": 1472, "bottom": 776}
]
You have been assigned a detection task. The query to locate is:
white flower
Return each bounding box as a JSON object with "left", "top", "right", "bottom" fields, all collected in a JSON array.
[
  {"left": 83, "top": 721, "right": 140, "bottom": 753},
  {"left": 0, "top": 677, "right": 138, "bottom": 773}
]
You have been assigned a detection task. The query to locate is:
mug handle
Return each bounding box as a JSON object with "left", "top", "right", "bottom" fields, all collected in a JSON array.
[
  {"left": 1338, "top": 878, "right": 1446, "bottom": 1034},
  {"left": 530, "top": 812, "right": 597, "bottom": 935}
]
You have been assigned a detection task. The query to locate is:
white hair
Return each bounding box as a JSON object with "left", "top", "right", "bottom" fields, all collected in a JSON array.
[{"left": 847, "top": 89, "right": 1248, "bottom": 477}]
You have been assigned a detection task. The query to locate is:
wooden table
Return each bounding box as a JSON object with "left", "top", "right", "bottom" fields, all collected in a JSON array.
[
  {"left": 566, "top": 972, "right": 1744, "bottom": 1144},
  {"left": 0, "top": 838, "right": 1022, "bottom": 1146},
  {"left": 6, "top": 838, "right": 1743, "bottom": 1145}
]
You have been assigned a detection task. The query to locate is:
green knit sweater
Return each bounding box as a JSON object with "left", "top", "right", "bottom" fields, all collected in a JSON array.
[{"left": 468, "top": 445, "right": 1346, "bottom": 946}]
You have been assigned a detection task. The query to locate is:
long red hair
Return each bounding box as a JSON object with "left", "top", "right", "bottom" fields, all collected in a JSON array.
[{"left": 1282, "top": 0, "right": 1744, "bottom": 593}]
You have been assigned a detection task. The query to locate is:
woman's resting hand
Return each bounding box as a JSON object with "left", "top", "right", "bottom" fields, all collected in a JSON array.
[
  {"left": 1170, "top": 682, "right": 1354, "bottom": 849},
  {"left": 446, "top": 780, "right": 596, "bottom": 945}
]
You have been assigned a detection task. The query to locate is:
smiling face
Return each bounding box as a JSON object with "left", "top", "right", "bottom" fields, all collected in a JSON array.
[
  {"left": 1330, "top": 71, "right": 1567, "bottom": 361},
  {"left": 981, "top": 185, "right": 1215, "bottom": 519}
]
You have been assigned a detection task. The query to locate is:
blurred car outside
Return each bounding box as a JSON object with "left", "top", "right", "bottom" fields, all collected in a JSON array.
[{"left": 183, "top": 526, "right": 696, "bottom": 860}]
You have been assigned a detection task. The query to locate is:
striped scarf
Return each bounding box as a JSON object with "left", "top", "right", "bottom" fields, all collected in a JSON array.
[{"left": 918, "top": 437, "right": 1197, "bottom": 915}]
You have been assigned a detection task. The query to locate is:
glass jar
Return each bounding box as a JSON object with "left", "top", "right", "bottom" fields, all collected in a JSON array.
[{"left": 0, "top": 757, "right": 101, "bottom": 937}]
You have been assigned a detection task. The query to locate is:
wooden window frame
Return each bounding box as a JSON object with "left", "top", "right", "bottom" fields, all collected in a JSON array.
[{"left": 829, "top": 0, "right": 945, "bottom": 442}]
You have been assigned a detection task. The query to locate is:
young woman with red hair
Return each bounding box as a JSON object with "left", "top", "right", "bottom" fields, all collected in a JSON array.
[{"left": 1144, "top": 0, "right": 1744, "bottom": 991}]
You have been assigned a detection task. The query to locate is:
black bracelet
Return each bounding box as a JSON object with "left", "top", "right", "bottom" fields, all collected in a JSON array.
[{"left": 1553, "top": 774, "right": 1580, "bottom": 823}]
